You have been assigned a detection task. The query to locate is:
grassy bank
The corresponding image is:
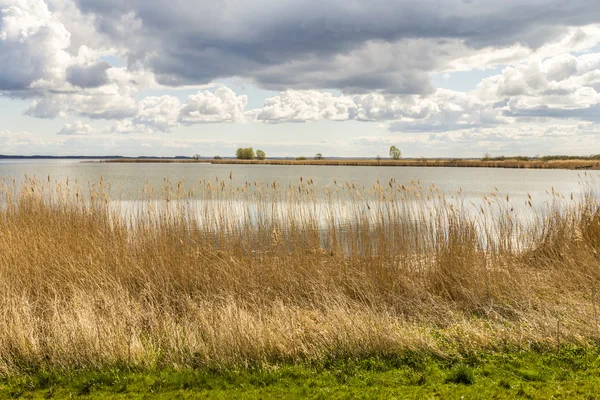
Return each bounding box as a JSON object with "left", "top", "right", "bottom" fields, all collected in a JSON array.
[
  {"left": 103, "top": 157, "right": 600, "bottom": 169},
  {"left": 1, "top": 347, "right": 599, "bottom": 398},
  {"left": 0, "top": 175, "right": 599, "bottom": 378}
]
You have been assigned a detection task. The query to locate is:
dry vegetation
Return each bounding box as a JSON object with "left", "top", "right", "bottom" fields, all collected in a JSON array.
[
  {"left": 106, "top": 158, "right": 600, "bottom": 170},
  {"left": 0, "top": 175, "right": 599, "bottom": 375}
]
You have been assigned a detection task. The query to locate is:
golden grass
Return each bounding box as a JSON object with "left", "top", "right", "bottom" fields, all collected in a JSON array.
[
  {"left": 105, "top": 158, "right": 600, "bottom": 170},
  {"left": 0, "top": 175, "right": 599, "bottom": 374}
]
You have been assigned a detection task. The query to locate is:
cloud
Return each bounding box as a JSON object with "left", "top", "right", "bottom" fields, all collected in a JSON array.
[
  {"left": 179, "top": 87, "right": 248, "bottom": 124},
  {"left": 0, "top": 128, "right": 68, "bottom": 154},
  {"left": 91, "top": 87, "right": 251, "bottom": 133},
  {"left": 106, "top": 120, "right": 153, "bottom": 135},
  {"left": 445, "top": 24, "right": 600, "bottom": 73},
  {"left": 24, "top": 97, "right": 66, "bottom": 119},
  {"left": 352, "top": 120, "right": 600, "bottom": 157},
  {"left": 351, "top": 93, "right": 436, "bottom": 121},
  {"left": 2, "top": 0, "right": 600, "bottom": 159},
  {"left": 133, "top": 95, "right": 181, "bottom": 132},
  {"left": 250, "top": 39, "right": 438, "bottom": 94},
  {"left": 0, "top": 0, "right": 156, "bottom": 125},
  {"left": 388, "top": 90, "right": 509, "bottom": 132},
  {"left": 257, "top": 90, "right": 355, "bottom": 123},
  {"left": 256, "top": 90, "right": 439, "bottom": 123},
  {"left": 0, "top": 129, "right": 37, "bottom": 146},
  {"left": 255, "top": 88, "right": 508, "bottom": 133},
  {"left": 70, "top": 0, "right": 600, "bottom": 94},
  {"left": 25, "top": 85, "right": 138, "bottom": 119},
  {"left": 24, "top": 67, "right": 151, "bottom": 119},
  {"left": 255, "top": 50, "right": 600, "bottom": 130},
  {"left": 66, "top": 60, "right": 111, "bottom": 88},
  {"left": 0, "top": 0, "right": 71, "bottom": 92},
  {"left": 57, "top": 120, "right": 94, "bottom": 135},
  {"left": 475, "top": 52, "right": 600, "bottom": 119}
]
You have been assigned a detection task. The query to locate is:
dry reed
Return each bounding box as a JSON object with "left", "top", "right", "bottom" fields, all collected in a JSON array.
[
  {"left": 0, "top": 174, "right": 598, "bottom": 374},
  {"left": 105, "top": 158, "right": 600, "bottom": 170}
]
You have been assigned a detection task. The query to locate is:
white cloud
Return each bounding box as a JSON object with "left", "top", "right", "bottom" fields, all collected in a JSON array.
[
  {"left": 0, "top": 128, "right": 66, "bottom": 154},
  {"left": 25, "top": 67, "right": 153, "bottom": 119},
  {"left": 257, "top": 90, "right": 355, "bottom": 123},
  {"left": 133, "top": 95, "right": 181, "bottom": 132},
  {"left": 57, "top": 120, "right": 94, "bottom": 135},
  {"left": 106, "top": 120, "right": 153, "bottom": 135},
  {"left": 179, "top": 87, "right": 248, "bottom": 124},
  {"left": 476, "top": 52, "right": 600, "bottom": 118},
  {"left": 351, "top": 93, "right": 436, "bottom": 121},
  {"left": 255, "top": 88, "right": 508, "bottom": 132}
]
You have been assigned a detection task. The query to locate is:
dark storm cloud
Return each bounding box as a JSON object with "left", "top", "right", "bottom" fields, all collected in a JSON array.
[
  {"left": 66, "top": 61, "right": 111, "bottom": 88},
  {"left": 71, "top": 0, "right": 600, "bottom": 94}
]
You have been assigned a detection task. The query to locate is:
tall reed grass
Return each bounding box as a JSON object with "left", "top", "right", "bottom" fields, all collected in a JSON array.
[{"left": 0, "top": 174, "right": 598, "bottom": 374}]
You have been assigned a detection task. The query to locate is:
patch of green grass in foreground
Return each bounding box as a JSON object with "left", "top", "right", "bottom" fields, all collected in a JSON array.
[{"left": 1, "top": 346, "right": 600, "bottom": 399}]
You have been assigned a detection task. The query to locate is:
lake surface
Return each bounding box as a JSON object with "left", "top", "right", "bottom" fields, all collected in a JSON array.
[
  {"left": 1, "top": 160, "right": 597, "bottom": 244},
  {"left": 0, "top": 160, "right": 597, "bottom": 204}
]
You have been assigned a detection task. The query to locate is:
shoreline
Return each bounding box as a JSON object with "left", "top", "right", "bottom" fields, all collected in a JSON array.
[{"left": 101, "top": 158, "right": 600, "bottom": 170}]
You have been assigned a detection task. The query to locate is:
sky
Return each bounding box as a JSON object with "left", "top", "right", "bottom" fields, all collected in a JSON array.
[{"left": 2, "top": 0, "right": 600, "bottom": 158}]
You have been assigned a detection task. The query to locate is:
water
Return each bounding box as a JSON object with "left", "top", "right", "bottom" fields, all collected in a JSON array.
[
  {"left": 1, "top": 160, "right": 596, "bottom": 253},
  {"left": 0, "top": 159, "right": 596, "bottom": 206}
]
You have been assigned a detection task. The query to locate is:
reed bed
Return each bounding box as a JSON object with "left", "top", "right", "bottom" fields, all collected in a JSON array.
[
  {"left": 0, "top": 175, "right": 598, "bottom": 374},
  {"left": 105, "top": 158, "right": 600, "bottom": 170},
  {"left": 210, "top": 158, "right": 600, "bottom": 169}
]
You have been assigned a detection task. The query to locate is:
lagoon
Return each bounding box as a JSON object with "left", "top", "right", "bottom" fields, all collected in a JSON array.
[{"left": 0, "top": 160, "right": 597, "bottom": 205}]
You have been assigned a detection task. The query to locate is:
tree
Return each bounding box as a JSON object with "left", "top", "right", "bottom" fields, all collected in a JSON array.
[
  {"left": 236, "top": 147, "right": 255, "bottom": 160},
  {"left": 376, "top": 155, "right": 382, "bottom": 162},
  {"left": 192, "top": 154, "right": 201, "bottom": 160},
  {"left": 256, "top": 149, "right": 266, "bottom": 160},
  {"left": 314, "top": 153, "right": 323, "bottom": 160},
  {"left": 389, "top": 146, "right": 402, "bottom": 160}
]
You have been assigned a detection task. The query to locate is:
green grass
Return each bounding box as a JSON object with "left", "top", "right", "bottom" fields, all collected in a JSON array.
[{"left": 2, "top": 347, "right": 600, "bottom": 399}]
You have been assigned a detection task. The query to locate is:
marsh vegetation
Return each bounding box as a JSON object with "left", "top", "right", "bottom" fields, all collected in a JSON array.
[
  {"left": 0, "top": 174, "right": 599, "bottom": 377},
  {"left": 107, "top": 157, "right": 600, "bottom": 170}
]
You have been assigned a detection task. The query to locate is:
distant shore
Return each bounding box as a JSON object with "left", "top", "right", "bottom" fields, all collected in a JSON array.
[{"left": 101, "top": 158, "right": 600, "bottom": 170}]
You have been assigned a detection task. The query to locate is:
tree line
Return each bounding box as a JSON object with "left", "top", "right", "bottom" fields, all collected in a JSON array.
[{"left": 196, "top": 146, "right": 403, "bottom": 160}]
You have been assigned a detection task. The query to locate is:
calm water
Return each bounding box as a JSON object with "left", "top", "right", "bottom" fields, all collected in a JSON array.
[{"left": 0, "top": 160, "right": 597, "bottom": 203}]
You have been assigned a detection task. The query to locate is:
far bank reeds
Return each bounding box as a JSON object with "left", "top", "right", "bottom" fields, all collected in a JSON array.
[
  {"left": 105, "top": 158, "right": 600, "bottom": 170},
  {"left": 0, "top": 175, "right": 598, "bottom": 374}
]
